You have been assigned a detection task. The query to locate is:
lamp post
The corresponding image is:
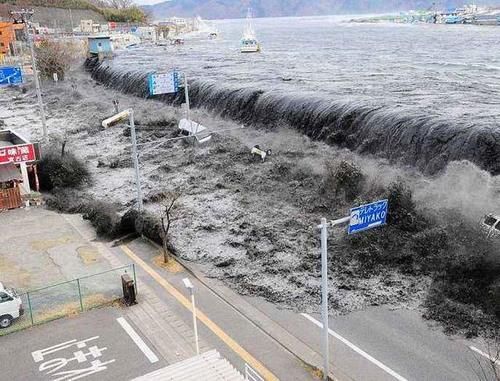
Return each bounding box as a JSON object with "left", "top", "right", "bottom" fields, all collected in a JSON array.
[
  {"left": 101, "top": 109, "right": 143, "bottom": 212},
  {"left": 182, "top": 277, "right": 200, "bottom": 355}
]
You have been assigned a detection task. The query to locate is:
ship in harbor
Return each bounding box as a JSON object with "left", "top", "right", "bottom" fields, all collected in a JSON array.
[
  {"left": 240, "top": 8, "right": 261, "bottom": 53},
  {"left": 351, "top": 3, "right": 500, "bottom": 25}
]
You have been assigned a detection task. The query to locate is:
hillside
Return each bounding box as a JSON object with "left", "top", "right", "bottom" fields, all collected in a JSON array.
[
  {"left": 0, "top": 0, "right": 147, "bottom": 23},
  {"left": 144, "top": 0, "right": 500, "bottom": 20}
]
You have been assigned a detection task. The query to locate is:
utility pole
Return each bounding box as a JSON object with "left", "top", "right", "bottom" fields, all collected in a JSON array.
[
  {"left": 10, "top": 9, "right": 48, "bottom": 142},
  {"left": 184, "top": 73, "right": 191, "bottom": 121}
]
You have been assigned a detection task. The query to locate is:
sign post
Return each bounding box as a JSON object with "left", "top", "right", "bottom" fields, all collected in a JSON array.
[
  {"left": 318, "top": 199, "right": 388, "bottom": 380},
  {"left": 147, "top": 71, "right": 201, "bottom": 141},
  {"left": 320, "top": 217, "right": 329, "bottom": 381}
]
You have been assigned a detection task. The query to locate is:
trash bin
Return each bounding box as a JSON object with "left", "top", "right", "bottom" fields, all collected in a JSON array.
[{"left": 121, "top": 274, "right": 137, "bottom": 306}]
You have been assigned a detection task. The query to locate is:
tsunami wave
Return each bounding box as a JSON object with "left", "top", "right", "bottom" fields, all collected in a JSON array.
[{"left": 86, "top": 58, "right": 500, "bottom": 176}]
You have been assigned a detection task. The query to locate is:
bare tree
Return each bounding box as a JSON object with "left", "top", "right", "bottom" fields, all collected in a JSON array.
[
  {"left": 34, "top": 39, "right": 84, "bottom": 81},
  {"left": 107, "top": 0, "right": 134, "bottom": 9},
  {"left": 159, "top": 191, "right": 181, "bottom": 264}
]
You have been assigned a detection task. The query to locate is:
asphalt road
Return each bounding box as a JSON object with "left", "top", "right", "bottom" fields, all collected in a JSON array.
[
  {"left": 245, "top": 295, "right": 498, "bottom": 381},
  {"left": 0, "top": 307, "right": 165, "bottom": 381},
  {"left": 115, "top": 239, "right": 315, "bottom": 381},
  {"left": 110, "top": 238, "right": 499, "bottom": 381}
]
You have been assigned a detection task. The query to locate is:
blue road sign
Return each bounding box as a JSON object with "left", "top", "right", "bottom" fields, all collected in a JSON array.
[
  {"left": 348, "top": 199, "right": 388, "bottom": 234},
  {"left": 0, "top": 66, "right": 23, "bottom": 86},
  {"left": 148, "top": 71, "right": 180, "bottom": 96}
]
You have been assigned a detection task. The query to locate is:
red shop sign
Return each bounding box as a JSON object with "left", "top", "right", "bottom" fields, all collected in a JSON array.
[{"left": 0, "top": 143, "right": 36, "bottom": 164}]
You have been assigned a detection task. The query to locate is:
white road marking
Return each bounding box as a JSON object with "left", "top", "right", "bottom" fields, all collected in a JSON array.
[
  {"left": 301, "top": 313, "right": 408, "bottom": 381},
  {"left": 469, "top": 346, "right": 500, "bottom": 366},
  {"left": 116, "top": 317, "right": 159, "bottom": 363}
]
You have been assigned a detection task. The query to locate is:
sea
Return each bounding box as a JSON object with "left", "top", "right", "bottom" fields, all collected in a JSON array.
[{"left": 95, "top": 16, "right": 500, "bottom": 174}]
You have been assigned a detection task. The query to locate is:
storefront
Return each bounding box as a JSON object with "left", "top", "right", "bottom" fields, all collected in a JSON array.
[
  {"left": 0, "top": 129, "right": 40, "bottom": 210},
  {"left": 0, "top": 162, "right": 23, "bottom": 210}
]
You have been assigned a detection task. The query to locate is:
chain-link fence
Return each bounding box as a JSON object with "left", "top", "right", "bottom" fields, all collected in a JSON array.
[{"left": 1, "top": 264, "right": 135, "bottom": 336}]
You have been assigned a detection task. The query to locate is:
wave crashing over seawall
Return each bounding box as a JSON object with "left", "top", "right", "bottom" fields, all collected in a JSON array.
[{"left": 87, "top": 59, "right": 500, "bottom": 175}]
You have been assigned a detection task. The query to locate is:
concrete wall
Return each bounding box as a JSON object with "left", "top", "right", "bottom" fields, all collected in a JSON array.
[
  {"left": 0, "top": 5, "right": 106, "bottom": 31},
  {"left": 32, "top": 6, "right": 106, "bottom": 31}
]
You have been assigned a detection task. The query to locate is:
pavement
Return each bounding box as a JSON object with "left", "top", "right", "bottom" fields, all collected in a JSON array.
[
  {"left": 0, "top": 208, "right": 115, "bottom": 291},
  {"left": 113, "top": 237, "right": 499, "bottom": 381},
  {"left": 63, "top": 212, "right": 314, "bottom": 380},
  {"left": 1, "top": 208, "right": 498, "bottom": 381},
  {"left": 0, "top": 307, "right": 166, "bottom": 381}
]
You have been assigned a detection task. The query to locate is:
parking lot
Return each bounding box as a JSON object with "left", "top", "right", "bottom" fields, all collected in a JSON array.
[{"left": 0, "top": 307, "right": 165, "bottom": 381}]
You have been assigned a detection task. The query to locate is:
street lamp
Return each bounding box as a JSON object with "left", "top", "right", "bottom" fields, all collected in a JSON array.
[
  {"left": 182, "top": 277, "right": 200, "bottom": 355},
  {"left": 102, "top": 108, "right": 143, "bottom": 212}
]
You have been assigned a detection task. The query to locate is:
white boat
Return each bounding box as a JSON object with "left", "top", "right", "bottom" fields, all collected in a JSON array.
[{"left": 240, "top": 9, "right": 260, "bottom": 53}]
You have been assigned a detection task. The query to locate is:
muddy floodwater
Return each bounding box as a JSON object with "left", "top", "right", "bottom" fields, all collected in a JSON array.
[{"left": 99, "top": 16, "right": 500, "bottom": 174}]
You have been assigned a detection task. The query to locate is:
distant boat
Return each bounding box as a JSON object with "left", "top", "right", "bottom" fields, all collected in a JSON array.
[{"left": 240, "top": 8, "right": 260, "bottom": 53}]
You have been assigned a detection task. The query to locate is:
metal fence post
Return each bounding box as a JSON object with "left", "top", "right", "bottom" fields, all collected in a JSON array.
[
  {"left": 26, "top": 292, "right": 34, "bottom": 325},
  {"left": 132, "top": 263, "right": 137, "bottom": 294},
  {"left": 76, "top": 279, "right": 84, "bottom": 312}
]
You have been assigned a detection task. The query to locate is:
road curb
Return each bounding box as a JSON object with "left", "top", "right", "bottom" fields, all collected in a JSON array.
[{"left": 141, "top": 236, "right": 341, "bottom": 381}]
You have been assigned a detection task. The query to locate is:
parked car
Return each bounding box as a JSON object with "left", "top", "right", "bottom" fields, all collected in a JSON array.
[
  {"left": 481, "top": 214, "right": 500, "bottom": 239},
  {"left": 0, "top": 282, "right": 23, "bottom": 328}
]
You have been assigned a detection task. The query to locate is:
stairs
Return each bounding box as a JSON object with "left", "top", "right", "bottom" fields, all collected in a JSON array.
[{"left": 132, "top": 349, "right": 245, "bottom": 381}]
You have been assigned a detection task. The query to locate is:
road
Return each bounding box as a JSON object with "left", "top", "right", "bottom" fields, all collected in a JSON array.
[
  {"left": 116, "top": 238, "right": 498, "bottom": 381},
  {"left": 0, "top": 308, "right": 165, "bottom": 381},
  {"left": 114, "top": 239, "right": 314, "bottom": 380}
]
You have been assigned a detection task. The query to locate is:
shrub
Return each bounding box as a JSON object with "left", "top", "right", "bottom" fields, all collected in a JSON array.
[
  {"left": 322, "top": 160, "right": 365, "bottom": 202},
  {"left": 45, "top": 189, "right": 133, "bottom": 239},
  {"left": 121, "top": 209, "right": 177, "bottom": 254},
  {"left": 81, "top": 201, "right": 124, "bottom": 238},
  {"left": 38, "top": 150, "right": 90, "bottom": 190},
  {"left": 386, "top": 180, "right": 422, "bottom": 232},
  {"left": 101, "top": 6, "right": 148, "bottom": 22},
  {"left": 35, "top": 39, "right": 84, "bottom": 80}
]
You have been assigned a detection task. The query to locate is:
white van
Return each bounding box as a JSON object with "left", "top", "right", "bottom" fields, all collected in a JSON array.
[
  {"left": 0, "top": 282, "right": 24, "bottom": 328},
  {"left": 481, "top": 214, "right": 500, "bottom": 238}
]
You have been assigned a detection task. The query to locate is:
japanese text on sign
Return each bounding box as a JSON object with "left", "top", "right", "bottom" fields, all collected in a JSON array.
[
  {"left": 147, "top": 71, "right": 180, "bottom": 95},
  {"left": 31, "top": 336, "right": 115, "bottom": 381},
  {"left": 348, "top": 199, "right": 388, "bottom": 235},
  {"left": 0, "top": 143, "right": 36, "bottom": 164}
]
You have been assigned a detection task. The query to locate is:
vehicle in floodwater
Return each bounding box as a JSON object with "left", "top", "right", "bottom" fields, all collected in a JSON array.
[
  {"left": 241, "top": 8, "right": 260, "bottom": 53},
  {"left": 481, "top": 214, "right": 500, "bottom": 238}
]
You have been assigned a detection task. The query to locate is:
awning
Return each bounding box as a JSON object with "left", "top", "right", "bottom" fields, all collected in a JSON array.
[{"left": 0, "top": 163, "right": 22, "bottom": 183}]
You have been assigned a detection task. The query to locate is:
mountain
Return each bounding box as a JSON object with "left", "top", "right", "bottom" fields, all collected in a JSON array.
[{"left": 143, "top": 0, "right": 500, "bottom": 20}]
